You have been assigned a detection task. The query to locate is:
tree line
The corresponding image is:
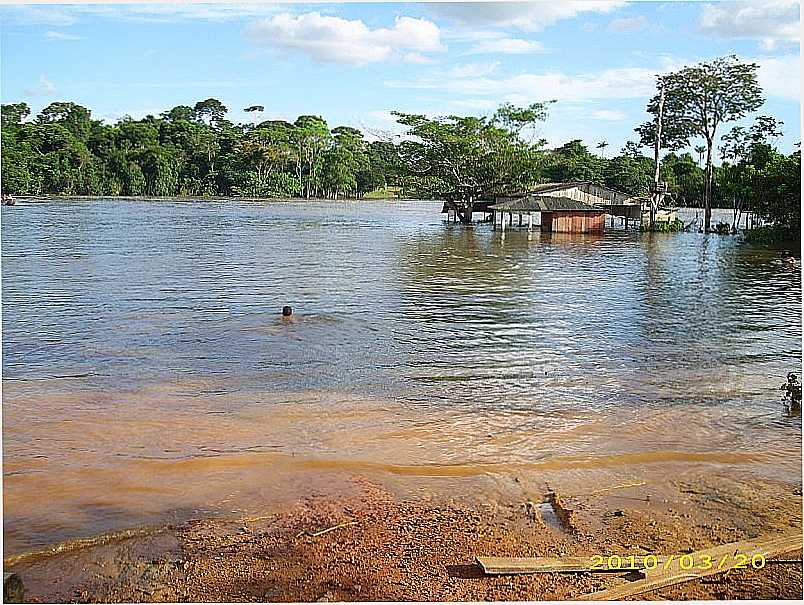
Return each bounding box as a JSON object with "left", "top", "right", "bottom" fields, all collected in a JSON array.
[{"left": 1, "top": 56, "right": 799, "bottom": 236}]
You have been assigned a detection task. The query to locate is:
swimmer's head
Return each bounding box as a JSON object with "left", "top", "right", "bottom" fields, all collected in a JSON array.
[{"left": 282, "top": 305, "right": 293, "bottom": 317}]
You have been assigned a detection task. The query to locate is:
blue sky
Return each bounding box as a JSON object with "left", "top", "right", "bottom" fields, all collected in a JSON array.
[{"left": 1, "top": 1, "right": 800, "bottom": 157}]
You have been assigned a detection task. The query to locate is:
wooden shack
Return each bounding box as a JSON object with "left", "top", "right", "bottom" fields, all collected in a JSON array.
[
  {"left": 540, "top": 199, "right": 606, "bottom": 233},
  {"left": 490, "top": 195, "right": 606, "bottom": 234},
  {"left": 492, "top": 182, "right": 645, "bottom": 230}
]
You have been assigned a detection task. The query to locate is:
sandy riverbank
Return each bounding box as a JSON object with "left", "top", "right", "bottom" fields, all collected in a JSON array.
[{"left": 6, "top": 472, "right": 802, "bottom": 602}]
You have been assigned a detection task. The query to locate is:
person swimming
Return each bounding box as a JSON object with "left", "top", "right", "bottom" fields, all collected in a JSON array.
[{"left": 282, "top": 305, "right": 293, "bottom": 317}]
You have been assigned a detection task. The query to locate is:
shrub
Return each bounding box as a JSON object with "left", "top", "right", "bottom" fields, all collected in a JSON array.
[{"left": 640, "top": 218, "right": 686, "bottom": 233}]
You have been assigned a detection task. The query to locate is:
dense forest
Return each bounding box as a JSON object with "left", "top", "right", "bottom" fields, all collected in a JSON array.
[
  {"left": 2, "top": 99, "right": 795, "bottom": 204},
  {"left": 1, "top": 56, "right": 799, "bottom": 237}
]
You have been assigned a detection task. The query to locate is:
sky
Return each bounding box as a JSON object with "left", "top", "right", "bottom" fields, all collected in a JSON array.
[{"left": 0, "top": 0, "right": 800, "bottom": 156}]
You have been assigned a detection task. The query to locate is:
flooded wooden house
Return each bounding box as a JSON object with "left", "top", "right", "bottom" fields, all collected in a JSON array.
[
  {"left": 490, "top": 196, "right": 606, "bottom": 234},
  {"left": 491, "top": 181, "right": 644, "bottom": 232}
]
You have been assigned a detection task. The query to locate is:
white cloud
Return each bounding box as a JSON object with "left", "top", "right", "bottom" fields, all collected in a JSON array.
[
  {"left": 450, "top": 98, "right": 499, "bottom": 111},
  {"left": 101, "top": 3, "right": 282, "bottom": 22},
  {"left": 448, "top": 62, "right": 501, "bottom": 79},
  {"left": 3, "top": 2, "right": 284, "bottom": 24},
  {"left": 387, "top": 65, "right": 659, "bottom": 103},
  {"left": 590, "top": 109, "right": 627, "bottom": 121},
  {"left": 698, "top": 0, "right": 800, "bottom": 48},
  {"left": 23, "top": 74, "right": 57, "bottom": 97},
  {"left": 431, "top": 1, "right": 628, "bottom": 32},
  {"left": 467, "top": 37, "right": 544, "bottom": 55},
  {"left": 609, "top": 15, "right": 648, "bottom": 32},
  {"left": 44, "top": 30, "right": 84, "bottom": 41},
  {"left": 402, "top": 52, "right": 435, "bottom": 65},
  {"left": 756, "top": 54, "right": 800, "bottom": 100},
  {"left": 246, "top": 12, "right": 444, "bottom": 65},
  {"left": 2, "top": 6, "right": 78, "bottom": 26}
]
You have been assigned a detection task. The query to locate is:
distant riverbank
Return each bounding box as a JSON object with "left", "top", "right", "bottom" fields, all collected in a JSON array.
[{"left": 9, "top": 193, "right": 416, "bottom": 204}]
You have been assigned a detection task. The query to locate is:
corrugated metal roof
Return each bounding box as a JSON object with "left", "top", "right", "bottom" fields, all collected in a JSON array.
[
  {"left": 528, "top": 181, "right": 591, "bottom": 194},
  {"left": 490, "top": 195, "right": 604, "bottom": 212}
]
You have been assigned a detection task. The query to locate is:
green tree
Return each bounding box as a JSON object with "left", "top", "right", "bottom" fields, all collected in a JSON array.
[
  {"left": 661, "top": 153, "right": 704, "bottom": 207},
  {"left": 718, "top": 116, "right": 784, "bottom": 229},
  {"left": 36, "top": 101, "right": 94, "bottom": 141},
  {"left": 161, "top": 105, "right": 195, "bottom": 122},
  {"left": 1, "top": 102, "right": 31, "bottom": 129},
  {"left": 603, "top": 153, "right": 652, "bottom": 195},
  {"left": 639, "top": 56, "right": 764, "bottom": 231},
  {"left": 393, "top": 103, "right": 549, "bottom": 222},
  {"left": 694, "top": 144, "right": 706, "bottom": 167},
  {"left": 752, "top": 150, "right": 800, "bottom": 236},
  {"left": 544, "top": 140, "right": 605, "bottom": 183},
  {"left": 193, "top": 98, "right": 228, "bottom": 125},
  {"left": 293, "top": 115, "right": 331, "bottom": 199}
]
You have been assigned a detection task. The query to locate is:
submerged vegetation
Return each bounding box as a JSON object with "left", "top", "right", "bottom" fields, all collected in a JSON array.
[
  {"left": 640, "top": 218, "right": 686, "bottom": 233},
  {"left": 0, "top": 55, "right": 798, "bottom": 237}
]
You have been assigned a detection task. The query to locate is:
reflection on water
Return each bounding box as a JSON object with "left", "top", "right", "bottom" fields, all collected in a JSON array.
[{"left": 1, "top": 199, "right": 801, "bottom": 553}]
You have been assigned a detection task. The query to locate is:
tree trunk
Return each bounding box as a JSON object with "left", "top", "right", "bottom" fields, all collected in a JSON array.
[
  {"left": 650, "top": 81, "right": 665, "bottom": 231},
  {"left": 452, "top": 199, "right": 473, "bottom": 224},
  {"left": 704, "top": 141, "right": 713, "bottom": 232}
]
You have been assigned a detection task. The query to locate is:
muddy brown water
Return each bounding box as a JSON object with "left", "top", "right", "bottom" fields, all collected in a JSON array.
[{"left": 1, "top": 199, "right": 801, "bottom": 555}]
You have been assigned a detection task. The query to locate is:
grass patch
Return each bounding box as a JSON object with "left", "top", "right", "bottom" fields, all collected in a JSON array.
[{"left": 363, "top": 186, "right": 404, "bottom": 200}]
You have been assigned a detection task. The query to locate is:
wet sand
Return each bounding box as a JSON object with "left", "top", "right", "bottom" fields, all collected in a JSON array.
[
  {"left": 6, "top": 469, "right": 802, "bottom": 602},
  {"left": 4, "top": 381, "right": 801, "bottom": 555}
]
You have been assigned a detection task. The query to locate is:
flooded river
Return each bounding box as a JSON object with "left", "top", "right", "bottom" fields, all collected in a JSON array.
[{"left": 2, "top": 199, "right": 801, "bottom": 553}]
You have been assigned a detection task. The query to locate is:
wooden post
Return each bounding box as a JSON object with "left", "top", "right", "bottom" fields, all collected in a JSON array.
[
  {"left": 501, "top": 213, "right": 506, "bottom": 232},
  {"left": 527, "top": 213, "right": 533, "bottom": 232}
]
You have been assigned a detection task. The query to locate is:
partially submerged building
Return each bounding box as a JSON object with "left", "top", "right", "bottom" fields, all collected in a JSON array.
[
  {"left": 490, "top": 196, "right": 607, "bottom": 234},
  {"left": 490, "top": 181, "right": 644, "bottom": 233}
]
